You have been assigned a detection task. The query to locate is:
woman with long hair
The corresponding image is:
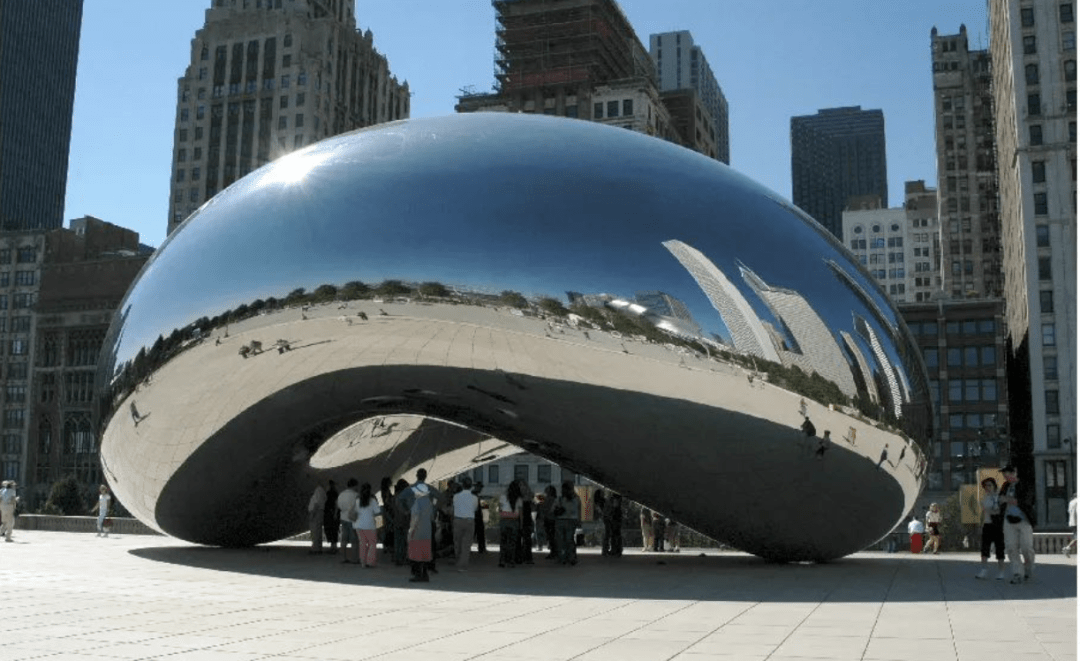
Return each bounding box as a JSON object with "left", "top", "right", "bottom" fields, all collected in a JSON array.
[
  {"left": 352, "top": 482, "right": 382, "bottom": 567},
  {"left": 498, "top": 480, "right": 522, "bottom": 568},
  {"left": 555, "top": 481, "right": 581, "bottom": 566},
  {"left": 378, "top": 476, "right": 394, "bottom": 557}
]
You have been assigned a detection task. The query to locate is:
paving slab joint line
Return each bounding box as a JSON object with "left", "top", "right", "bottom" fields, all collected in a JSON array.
[
  {"left": 863, "top": 558, "right": 906, "bottom": 661},
  {"left": 937, "top": 560, "right": 962, "bottom": 661},
  {"left": 754, "top": 592, "right": 833, "bottom": 661},
  {"left": 644, "top": 599, "right": 759, "bottom": 661}
]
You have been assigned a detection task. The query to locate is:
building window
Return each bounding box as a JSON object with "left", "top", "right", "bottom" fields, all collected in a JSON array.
[
  {"left": 622, "top": 99, "right": 633, "bottom": 116},
  {"left": 1046, "top": 389, "right": 1060, "bottom": 415},
  {"left": 1067, "top": 60, "right": 1077, "bottom": 81},
  {"left": 1065, "top": 31, "right": 1077, "bottom": 50},
  {"left": 1024, "top": 35, "right": 1038, "bottom": 53},
  {"left": 1036, "top": 224, "right": 1051, "bottom": 246},
  {"left": 3, "top": 409, "right": 23, "bottom": 429},
  {"left": 1062, "top": 3, "right": 1075, "bottom": 23},
  {"left": 1034, "top": 192, "right": 1048, "bottom": 214},
  {"left": 513, "top": 464, "right": 529, "bottom": 482},
  {"left": 1042, "top": 323, "right": 1056, "bottom": 346},
  {"left": 278, "top": 116, "right": 287, "bottom": 130},
  {"left": 1021, "top": 6, "right": 1035, "bottom": 27},
  {"left": 1030, "top": 124, "right": 1043, "bottom": 145},
  {"left": 1039, "top": 256, "right": 1053, "bottom": 280},
  {"left": 295, "top": 114, "right": 304, "bottom": 128},
  {"left": 1028, "top": 93, "right": 1041, "bottom": 115},
  {"left": 1068, "top": 89, "right": 1077, "bottom": 110},
  {"left": 12, "top": 293, "right": 32, "bottom": 309},
  {"left": 284, "top": 33, "right": 292, "bottom": 48},
  {"left": 593, "top": 102, "right": 602, "bottom": 119},
  {"left": 537, "top": 464, "right": 551, "bottom": 483},
  {"left": 1032, "top": 160, "right": 1046, "bottom": 183},
  {"left": 948, "top": 379, "right": 963, "bottom": 402},
  {"left": 296, "top": 92, "right": 305, "bottom": 106},
  {"left": 1026, "top": 63, "right": 1040, "bottom": 85},
  {"left": 1044, "top": 355, "right": 1058, "bottom": 380},
  {"left": 487, "top": 464, "right": 499, "bottom": 485},
  {"left": 607, "top": 100, "right": 619, "bottom": 118},
  {"left": 13, "top": 271, "right": 33, "bottom": 287},
  {"left": 1040, "top": 289, "right": 1054, "bottom": 312},
  {"left": 1047, "top": 425, "right": 1061, "bottom": 448},
  {"left": 923, "top": 347, "right": 939, "bottom": 369},
  {"left": 282, "top": 54, "right": 291, "bottom": 68},
  {"left": 280, "top": 95, "right": 288, "bottom": 109}
]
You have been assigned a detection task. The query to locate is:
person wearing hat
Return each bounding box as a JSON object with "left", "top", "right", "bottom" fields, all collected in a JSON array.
[
  {"left": 998, "top": 463, "right": 1036, "bottom": 583},
  {"left": 0, "top": 480, "right": 17, "bottom": 542}
]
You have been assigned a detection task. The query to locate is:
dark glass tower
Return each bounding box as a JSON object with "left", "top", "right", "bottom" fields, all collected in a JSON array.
[
  {"left": 0, "top": 0, "right": 83, "bottom": 231},
  {"left": 791, "top": 106, "right": 888, "bottom": 239}
]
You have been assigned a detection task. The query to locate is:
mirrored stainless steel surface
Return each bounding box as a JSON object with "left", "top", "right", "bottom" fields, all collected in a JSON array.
[{"left": 98, "top": 113, "right": 930, "bottom": 561}]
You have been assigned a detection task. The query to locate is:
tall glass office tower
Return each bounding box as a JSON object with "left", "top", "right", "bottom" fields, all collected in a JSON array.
[{"left": 0, "top": 0, "right": 84, "bottom": 231}]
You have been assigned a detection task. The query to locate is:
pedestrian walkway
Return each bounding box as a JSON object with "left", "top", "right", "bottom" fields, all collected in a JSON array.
[{"left": 2, "top": 531, "right": 1075, "bottom": 660}]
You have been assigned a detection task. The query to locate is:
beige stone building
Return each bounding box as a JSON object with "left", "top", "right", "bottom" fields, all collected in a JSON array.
[
  {"left": 931, "top": 25, "right": 1003, "bottom": 300},
  {"left": 989, "top": 0, "right": 1077, "bottom": 526},
  {"left": 167, "top": 0, "right": 409, "bottom": 235}
]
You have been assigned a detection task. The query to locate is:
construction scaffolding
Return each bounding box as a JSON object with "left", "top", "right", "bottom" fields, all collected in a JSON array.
[{"left": 492, "top": 0, "right": 653, "bottom": 92}]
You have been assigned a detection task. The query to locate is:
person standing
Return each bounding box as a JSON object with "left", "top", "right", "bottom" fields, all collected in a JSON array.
[
  {"left": 594, "top": 488, "right": 609, "bottom": 556},
  {"left": 998, "top": 463, "right": 1036, "bottom": 583},
  {"left": 605, "top": 493, "right": 624, "bottom": 557},
  {"left": 379, "top": 476, "right": 395, "bottom": 558},
  {"left": 498, "top": 480, "right": 522, "bottom": 568},
  {"left": 555, "top": 481, "right": 581, "bottom": 565},
  {"left": 0, "top": 481, "right": 17, "bottom": 542},
  {"left": 392, "top": 479, "right": 411, "bottom": 566},
  {"left": 352, "top": 483, "right": 381, "bottom": 568},
  {"left": 472, "top": 481, "right": 487, "bottom": 554},
  {"left": 924, "top": 503, "right": 943, "bottom": 554},
  {"left": 1064, "top": 493, "right": 1077, "bottom": 558},
  {"left": 92, "top": 485, "right": 112, "bottom": 537},
  {"left": 323, "top": 480, "right": 340, "bottom": 553},
  {"left": 452, "top": 477, "right": 478, "bottom": 570},
  {"left": 975, "top": 477, "right": 1006, "bottom": 579},
  {"left": 640, "top": 506, "right": 653, "bottom": 552},
  {"left": 907, "top": 514, "right": 925, "bottom": 553},
  {"left": 407, "top": 482, "right": 435, "bottom": 582},
  {"left": 539, "top": 484, "right": 558, "bottom": 559},
  {"left": 651, "top": 512, "right": 666, "bottom": 552},
  {"left": 337, "top": 478, "right": 360, "bottom": 564},
  {"left": 307, "top": 482, "right": 327, "bottom": 553},
  {"left": 666, "top": 518, "right": 681, "bottom": 552},
  {"left": 517, "top": 480, "right": 535, "bottom": 565}
]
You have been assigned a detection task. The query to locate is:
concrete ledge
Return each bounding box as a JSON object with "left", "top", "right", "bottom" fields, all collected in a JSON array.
[{"left": 14, "top": 514, "right": 162, "bottom": 536}]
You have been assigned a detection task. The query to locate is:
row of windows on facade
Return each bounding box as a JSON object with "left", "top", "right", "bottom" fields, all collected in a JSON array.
[
  {"left": 35, "top": 414, "right": 96, "bottom": 456},
  {"left": 848, "top": 236, "right": 904, "bottom": 248},
  {"left": 593, "top": 99, "right": 635, "bottom": 120},
  {"left": 3, "top": 372, "right": 95, "bottom": 405},
  {"left": 865, "top": 268, "right": 907, "bottom": 280},
  {"left": 908, "top": 319, "right": 997, "bottom": 336},
  {"left": 1020, "top": 4, "right": 1075, "bottom": 29},
  {"left": 459, "top": 462, "right": 577, "bottom": 488},
  {"left": 179, "top": 92, "right": 310, "bottom": 130},
  {"left": 1019, "top": 30, "right": 1076, "bottom": 56},
  {"left": 1025, "top": 89, "right": 1077, "bottom": 116},
  {"left": 1028, "top": 121, "right": 1078, "bottom": 146},
  {"left": 928, "top": 378, "right": 999, "bottom": 404},
  {"left": 0, "top": 247, "right": 39, "bottom": 265},
  {"left": 175, "top": 133, "right": 310, "bottom": 188},
  {"left": 923, "top": 344, "right": 999, "bottom": 369},
  {"left": 854, "top": 250, "right": 910, "bottom": 264},
  {"left": 0, "top": 293, "right": 37, "bottom": 312},
  {"left": 1023, "top": 60, "right": 1077, "bottom": 88},
  {"left": 0, "top": 271, "right": 37, "bottom": 287}
]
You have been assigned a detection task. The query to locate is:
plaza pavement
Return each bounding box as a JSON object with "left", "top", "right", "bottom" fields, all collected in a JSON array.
[{"left": 2, "top": 531, "right": 1075, "bottom": 661}]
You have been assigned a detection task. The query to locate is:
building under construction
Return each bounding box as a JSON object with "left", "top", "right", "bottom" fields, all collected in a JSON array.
[{"left": 458, "top": 0, "right": 687, "bottom": 145}]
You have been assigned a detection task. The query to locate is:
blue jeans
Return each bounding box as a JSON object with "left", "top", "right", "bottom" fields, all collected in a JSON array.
[{"left": 555, "top": 519, "right": 577, "bottom": 564}]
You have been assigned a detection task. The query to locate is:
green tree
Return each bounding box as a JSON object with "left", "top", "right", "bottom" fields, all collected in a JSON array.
[
  {"left": 340, "top": 281, "right": 369, "bottom": 300},
  {"left": 42, "top": 475, "right": 84, "bottom": 516},
  {"left": 417, "top": 281, "right": 450, "bottom": 298},
  {"left": 498, "top": 290, "right": 528, "bottom": 309},
  {"left": 312, "top": 284, "right": 339, "bottom": 301},
  {"left": 285, "top": 287, "right": 307, "bottom": 304},
  {"left": 377, "top": 280, "right": 411, "bottom": 297},
  {"left": 537, "top": 297, "right": 569, "bottom": 317}
]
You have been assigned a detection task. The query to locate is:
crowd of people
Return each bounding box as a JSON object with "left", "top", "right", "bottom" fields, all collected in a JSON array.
[{"left": 305, "top": 470, "right": 643, "bottom": 582}]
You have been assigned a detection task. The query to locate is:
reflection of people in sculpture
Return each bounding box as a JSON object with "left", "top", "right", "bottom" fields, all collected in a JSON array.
[
  {"left": 307, "top": 482, "right": 327, "bottom": 554},
  {"left": 815, "top": 430, "right": 831, "bottom": 459},
  {"left": 876, "top": 444, "right": 889, "bottom": 470},
  {"left": 357, "top": 311, "right": 368, "bottom": 320},
  {"left": 924, "top": 503, "right": 943, "bottom": 554},
  {"left": 799, "top": 398, "right": 808, "bottom": 418},
  {"left": 130, "top": 401, "right": 145, "bottom": 426},
  {"left": 801, "top": 416, "right": 816, "bottom": 446}
]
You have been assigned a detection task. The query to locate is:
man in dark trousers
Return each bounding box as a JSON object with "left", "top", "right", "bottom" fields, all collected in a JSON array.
[
  {"left": 323, "top": 479, "right": 340, "bottom": 552},
  {"left": 999, "top": 463, "right": 1037, "bottom": 583},
  {"left": 473, "top": 482, "right": 487, "bottom": 553}
]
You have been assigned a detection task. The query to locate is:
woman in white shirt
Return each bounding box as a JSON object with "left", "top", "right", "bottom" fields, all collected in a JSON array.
[
  {"left": 351, "top": 483, "right": 382, "bottom": 568},
  {"left": 924, "top": 503, "right": 943, "bottom": 554}
]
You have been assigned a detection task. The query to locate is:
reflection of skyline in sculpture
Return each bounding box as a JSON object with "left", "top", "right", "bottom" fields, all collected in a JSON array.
[
  {"left": 853, "top": 314, "right": 903, "bottom": 419},
  {"left": 634, "top": 290, "right": 702, "bottom": 337},
  {"left": 840, "top": 330, "right": 881, "bottom": 405},
  {"left": 662, "top": 239, "right": 780, "bottom": 362},
  {"left": 739, "top": 262, "right": 858, "bottom": 398}
]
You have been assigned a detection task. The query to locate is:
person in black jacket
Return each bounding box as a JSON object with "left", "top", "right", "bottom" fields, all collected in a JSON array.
[
  {"left": 998, "top": 463, "right": 1036, "bottom": 583},
  {"left": 323, "top": 480, "right": 340, "bottom": 552}
]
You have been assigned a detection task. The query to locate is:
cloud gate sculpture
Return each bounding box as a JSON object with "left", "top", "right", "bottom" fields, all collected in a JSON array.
[{"left": 98, "top": 113, "right": 930, "bottom": 561}]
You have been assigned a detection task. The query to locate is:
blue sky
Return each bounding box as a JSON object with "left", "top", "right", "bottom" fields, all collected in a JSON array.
[{"left": 64, "top": 0, "right": 987, "bottom": 249}]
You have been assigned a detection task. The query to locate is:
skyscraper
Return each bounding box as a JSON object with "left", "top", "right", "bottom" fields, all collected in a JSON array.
[
  {"left": 649, "top": 30, "right": 730, "bottom": 163},
  {"left": 990, "top": 0, "right": 1077, "bottom": 526},
  {"left": 791, "top": 106, "right": 888, "bottom": 239},
  {"left": 931, "top": 25, "right": 1002, "bottom": 300},
  {"left": 167, "top": 0, "right": 409, "bottom": 235},
  {"left": 0, "top": 0, "right": 83, "bottom": 231}
]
